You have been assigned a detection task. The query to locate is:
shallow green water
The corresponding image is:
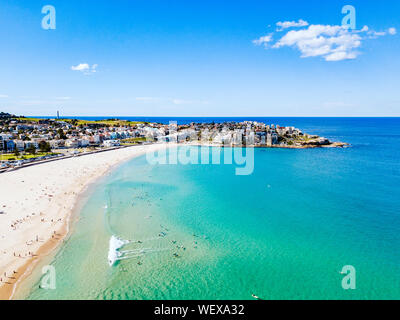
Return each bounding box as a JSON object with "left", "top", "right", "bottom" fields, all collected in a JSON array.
[{"left": 26, "top": 140, "right": 400, "bottom": 299}]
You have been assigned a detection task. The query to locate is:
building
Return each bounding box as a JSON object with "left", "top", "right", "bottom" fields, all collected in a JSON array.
[
  {"left": 49, "top": 140, "right": 65, "bottom": 149},
  {"left": 4, "top": 140, "right": 16, "bottom": 151},
  {"left": 79, "top": 139, "right": 90, "bottom": 147},
  {"left": 103, "top": 140, "right": 120, "bottom": 147},
  {"left": 272, "top": 133, "right": 278, "bottom": 145},
  {"left": 65, "top": 139, "right": 79, "bottom": 148},
  {"left": 14, "top": 140, "right": 25, "bottom": 151},
  {"left": 24, "top": 141, "right": 39, "bottom": 150},
  {"left": 232, "top": 131, "right": 243, "bottom": 145},
  {"left": 0, "top": 134, "right": 12, "bottom": 141},
  {"left": 93, "top": 135, "right": 101, "bottom": 144},
  {"left": 267, "top": 132, "right": 279, "bottom": 146}
]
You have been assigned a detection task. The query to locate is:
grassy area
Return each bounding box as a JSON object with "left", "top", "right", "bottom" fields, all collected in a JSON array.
[
  {"left": 120, "top": 137, "right": 148, "bottom": 145},
  {"left": 0, "top": 152, "right": 58, "bottom": 161},
  {"left": 13, "top": 117, "right": 42, "bottom": 122},
  {"left": 12, "top": 117, "right": 146, "bottom": 126},
  {"left": 60, "top": 119, "right": 146, "bottom": 126}
]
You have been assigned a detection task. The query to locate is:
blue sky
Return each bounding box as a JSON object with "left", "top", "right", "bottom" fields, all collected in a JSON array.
[{"left": 0, "top": 0, "right": 399, "bottom": 117}]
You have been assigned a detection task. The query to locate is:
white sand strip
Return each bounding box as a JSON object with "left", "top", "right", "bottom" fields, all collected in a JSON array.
[{"left": 0, "top": 143, "right": 170, "bottom": 299}]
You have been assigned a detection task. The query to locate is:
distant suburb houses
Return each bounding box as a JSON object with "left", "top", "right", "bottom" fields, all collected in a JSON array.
[
  {"left": 0, "top": 118, "right": 146, "bottom": 153},
  {"left": 1, "top": 113, "right": 344, "bottom": 169}
]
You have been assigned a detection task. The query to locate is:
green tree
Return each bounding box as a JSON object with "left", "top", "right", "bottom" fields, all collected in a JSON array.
[
  {"left": 39, "top": 141, "right": 51, "bottom": 152},
  {"left": 25, "top": 144, "right": 36, "bottom": 155},
  {"left": 57, "top": 129, "right": 67, "bottom": 140}
]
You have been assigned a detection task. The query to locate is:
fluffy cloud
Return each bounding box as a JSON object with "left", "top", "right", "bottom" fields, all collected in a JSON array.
[
  {"left": 254, "top": 21, "right": 397, "bottom": 61},
  {"left": 324, "top": 51, "right": 357, "bottom": 62},
  {"left": 71, "top": 63, "right": 89, "bottom": 71},
  {"left": 276, "top": 19, "right": 309, "bottom": 31},
  {"left": 273, "top": 25, "right": 362, "bottom": 60},
  {"left": 71, "top": 63, "right": 98, "bottom": 74},
  {"left": 366, "top": 27, "right": 397, "bottom": 38},
  {"left": 252, "top": 34, "right": 273, "bottom": 47}
]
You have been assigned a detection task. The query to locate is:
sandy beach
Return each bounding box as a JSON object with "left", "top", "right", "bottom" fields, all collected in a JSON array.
[{"left": 0, "top": 143, "right": 169, "bottom": 300}]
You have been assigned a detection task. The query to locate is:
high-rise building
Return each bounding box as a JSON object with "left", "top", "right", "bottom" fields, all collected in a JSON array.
[{"left": 267, "top": 133, "right": 272, "bottom": 147}]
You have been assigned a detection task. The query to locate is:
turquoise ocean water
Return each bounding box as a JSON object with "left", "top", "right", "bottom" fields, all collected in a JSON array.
[{"left": 25, "top": 118, "right": 400, "bottom": 300}]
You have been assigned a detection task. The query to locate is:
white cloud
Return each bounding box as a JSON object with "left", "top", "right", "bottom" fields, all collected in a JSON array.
[
  {"left": 71, "top": 63, "right": 98, "bottom": 75},
  {"left": 355, "top": 25, "right": 369, "bottom": 33},
  {"left": 0, "top": 94, "right": 8, "bottom": 98},
  {"left": 276, "top": 19, "right": 309, "bottom": 31},
  {"left": 252, "top": 34, "right": 273, "bottom": 47},
  {"left": 55, "top": 96, "right": 71, "bottom": 101},
  {"left": 365, "top": 27, "right": 396, "bottom": 38},
  {"left": 71, "top": 63, "right": 89, "bottom": 71},
  {"left": 368, "top": 30, "right": 387, "bottom": 38},
  {"left": 254, "top": 21, "right": 395, "bottom": 62},
  {"left": 272, "top": 24, "right": 362, "bottom": 61},
  {"left": 324, "top": 51, "right": 358, "bottom": 62}
]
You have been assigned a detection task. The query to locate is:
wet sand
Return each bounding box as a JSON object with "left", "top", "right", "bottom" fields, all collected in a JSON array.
[{"left": 0, "top": 144, "right": 170, "bottom": 299}]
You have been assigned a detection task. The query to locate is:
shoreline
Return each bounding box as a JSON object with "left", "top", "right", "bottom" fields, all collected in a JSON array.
[
  {"left": 0, "top": 142, "right": 346, "bottom": 300},
  {"left": 0, "top": 143, "right": 172, "bottom": 300},
  {"left": 10, "top": 167, "right": 110, "bottom": 300},
  {"left": 185, "top": 141, "right": 349, "bottom": 149}
]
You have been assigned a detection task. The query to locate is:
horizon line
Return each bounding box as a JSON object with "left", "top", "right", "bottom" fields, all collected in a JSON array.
[{"left": 20, "top": 115, "right": 400, "bottom": 119}]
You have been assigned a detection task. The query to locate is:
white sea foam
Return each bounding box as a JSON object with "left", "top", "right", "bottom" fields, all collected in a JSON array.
[
  {"left": 108, "top": 235, "right": 128, "bottom": 266},
  {"left": 108, "top": 235, "right": 172, "bottom": 266}
]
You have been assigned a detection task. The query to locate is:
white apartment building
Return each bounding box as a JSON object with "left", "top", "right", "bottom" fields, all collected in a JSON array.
[{"left": 103, "top": 140, "right": 120, "bottom": 147}]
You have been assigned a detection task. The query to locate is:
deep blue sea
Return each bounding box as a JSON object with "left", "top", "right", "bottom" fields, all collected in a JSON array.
[{"left": 25, "top": 117, "right": 400, "bottom": 299}]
